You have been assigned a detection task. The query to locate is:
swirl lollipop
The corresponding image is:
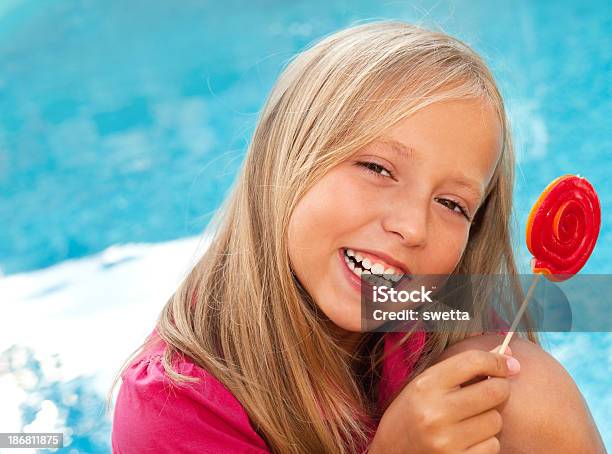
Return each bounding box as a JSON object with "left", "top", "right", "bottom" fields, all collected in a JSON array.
[
  {"left": 498, "top": 175, "right": 601, "bottom": 354},
  {"left": 526, "top": 175, "right": 601, "bottom": 281}
]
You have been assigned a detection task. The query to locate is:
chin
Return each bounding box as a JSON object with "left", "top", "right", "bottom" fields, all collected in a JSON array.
[
  {"left": 319, "top": 300, "right": 362, "bottom": 333},
  {"left": 326, "top": 307, "right": 388, "bottom": 333}
]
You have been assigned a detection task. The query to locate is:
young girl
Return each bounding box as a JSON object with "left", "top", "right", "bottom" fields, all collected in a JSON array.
[{"left": 109, "top": 21, "right": 605, "bottom": 453}]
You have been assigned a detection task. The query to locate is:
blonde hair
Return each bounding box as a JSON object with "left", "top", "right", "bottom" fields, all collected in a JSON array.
[{"left": 108, "top": 20, "right": 539, "bottom": 453}]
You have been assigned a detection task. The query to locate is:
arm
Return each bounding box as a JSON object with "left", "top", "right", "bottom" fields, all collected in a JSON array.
[{"left": 433, "top": 334, "right": 606, "bottom": 453}]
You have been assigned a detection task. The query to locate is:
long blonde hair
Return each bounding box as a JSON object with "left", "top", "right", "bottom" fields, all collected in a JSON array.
[{"left": 109, "top": 20, "right": 539, "bottom": 453}]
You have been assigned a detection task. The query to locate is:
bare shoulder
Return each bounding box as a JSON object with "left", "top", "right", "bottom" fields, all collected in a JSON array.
[{"left": 433, "top": 334, "right": 606, "bottom": 453}]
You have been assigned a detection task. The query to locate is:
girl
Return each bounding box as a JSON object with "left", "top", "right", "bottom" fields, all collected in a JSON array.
[{"left": 109, "top": 21, "right": 605, "bottom": 453}]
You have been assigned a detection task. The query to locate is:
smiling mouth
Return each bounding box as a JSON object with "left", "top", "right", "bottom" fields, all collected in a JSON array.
[{"left": 341, "top": 248, "right": 409, "bottom": 287}]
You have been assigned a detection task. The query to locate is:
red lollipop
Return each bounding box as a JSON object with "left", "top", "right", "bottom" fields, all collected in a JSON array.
[
  {"left": 498, "top": 174, "right": 601, "bottom": 354},
  {"left": 526, "top": 175, "right": 601, "bottom": 281}
]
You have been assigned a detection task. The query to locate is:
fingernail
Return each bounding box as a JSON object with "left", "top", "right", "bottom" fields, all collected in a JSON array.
[{"left": 506, "top": 357, "right": 521, "bottom": 374}]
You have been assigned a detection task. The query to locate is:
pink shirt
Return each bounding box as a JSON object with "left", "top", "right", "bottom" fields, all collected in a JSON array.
[
  {"left": 112, "top": 314, "right": 507, "bottom": 453},
  {"left": 111, "top": 329, "right": 426, "bottom": 453}
]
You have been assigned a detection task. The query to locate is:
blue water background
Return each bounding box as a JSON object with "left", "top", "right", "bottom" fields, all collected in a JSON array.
[{"left": 0, "top": 1, "right": 610, "bottom": 452}]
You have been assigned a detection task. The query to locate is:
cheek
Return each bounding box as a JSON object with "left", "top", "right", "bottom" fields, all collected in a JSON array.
[
  {"left": 287, "top": 180, "right": 342, "bottom": 275},
  {"left": 287, "top": 171, "right": 374, "bottom": 277},
  {"left": 289, "top": 174, "right": 367, "bottom": 249},
  {"left": 289, "top": 187, "right": 334, "bottom": 247},
  {"left": 429, "top": 224, "right": 471, "bottom": 272}
]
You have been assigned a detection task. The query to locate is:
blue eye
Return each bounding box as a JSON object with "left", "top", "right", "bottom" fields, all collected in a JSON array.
[
  {"left": 435, "top": 197, "right": 471, "bottom": 220},
  {"left": 356, "top": 161, "right": 393, "bottom": 178}
]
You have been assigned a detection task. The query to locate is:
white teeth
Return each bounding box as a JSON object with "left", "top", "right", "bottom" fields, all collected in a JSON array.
[
  {"left": 371, "top": 263, "right": 385, "bottom": 275},
  {"left": 344, "top": 248, "right": 407, "bottom": 282},
  {"left": 374, "top": 274, "right": 392, "bottom": 286}
]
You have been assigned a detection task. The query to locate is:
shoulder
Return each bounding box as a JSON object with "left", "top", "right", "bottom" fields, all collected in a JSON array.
[
  {"left": 111, "top": 338, "right": 270, "bottom": 454},
  {"left": 434, "top": 334, "right": 606, "bottom": 453}
]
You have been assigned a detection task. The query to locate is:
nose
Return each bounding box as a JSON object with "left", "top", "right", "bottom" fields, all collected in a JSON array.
[{"left": 381, "top": 198, "right": 428, "bottom": 247}]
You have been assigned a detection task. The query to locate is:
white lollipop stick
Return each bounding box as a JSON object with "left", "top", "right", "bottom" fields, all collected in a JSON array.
[{"left": 497, "top": 273, "right": 542, "bottom": 355}]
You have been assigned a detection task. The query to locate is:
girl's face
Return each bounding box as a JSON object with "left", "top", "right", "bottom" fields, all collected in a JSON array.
[{"left": 288, "top": 98, "right": 502, "bottom": 335}]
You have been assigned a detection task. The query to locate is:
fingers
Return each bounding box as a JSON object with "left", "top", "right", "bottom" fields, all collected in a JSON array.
[
  {"left": 426, "top": 348, "right": 520, "bottom": 390},
  {"left": 464, "top": 436, "right": 501, "bottom": 454},
  {"left": 460, "top": 345, "right": 516, "bottom": 387},
  {"left": 451, "top": 409, "right": 503, "bottom": 449},
  {"left": 446, "top": 377, "right": 511, "bottom": 421}
]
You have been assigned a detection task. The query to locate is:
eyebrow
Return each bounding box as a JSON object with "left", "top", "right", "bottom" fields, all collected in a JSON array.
[
  {"left": 377, "top": 136, "right": 416, "bottom": 160},
  {"left": 376, "top": 136, "right": 485, "bottom": 201}
]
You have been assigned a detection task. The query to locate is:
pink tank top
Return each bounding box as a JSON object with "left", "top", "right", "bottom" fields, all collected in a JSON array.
[{"left": 112, "top": 312, "right": 508, "bottom": 453}]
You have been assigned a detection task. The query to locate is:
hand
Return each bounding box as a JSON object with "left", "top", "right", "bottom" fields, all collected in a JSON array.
[{"left": 369, "top": 345, "right": 520, "bottom": 453}]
